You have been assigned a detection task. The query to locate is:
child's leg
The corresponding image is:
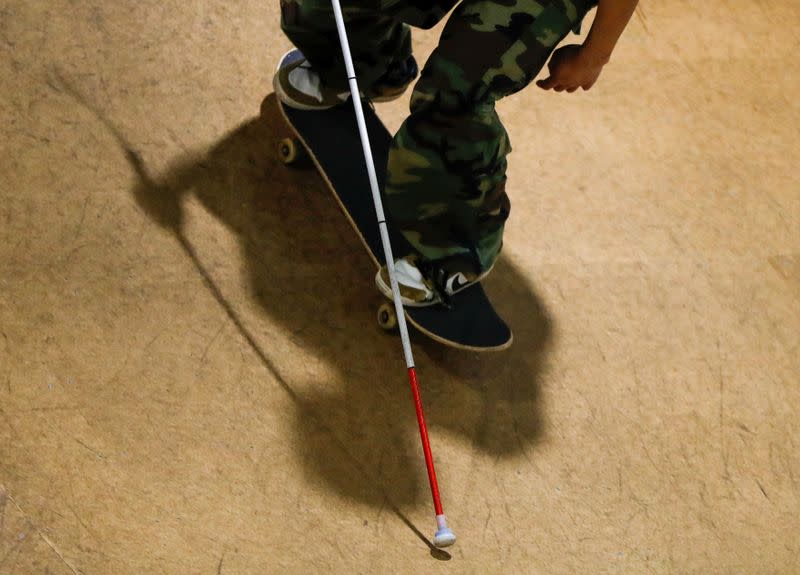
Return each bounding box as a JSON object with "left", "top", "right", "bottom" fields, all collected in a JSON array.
[
  {"left": 280, "top": 1, "right": 459, "bottom": 93},
  {"left": 385, "top": 0, "right": 598, "bottom": 276},
  {"left": 280, "top": 0, "right": 412, "bottom": 93}
]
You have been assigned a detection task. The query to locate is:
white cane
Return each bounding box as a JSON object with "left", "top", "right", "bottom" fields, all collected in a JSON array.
[{"left": 329, "top": 0, "right": 456, "bottom": 548}]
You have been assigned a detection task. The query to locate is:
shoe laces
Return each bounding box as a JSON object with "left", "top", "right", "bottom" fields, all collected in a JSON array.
[{"left": 419, "top": 260, "right": 453, "bottom": 310}]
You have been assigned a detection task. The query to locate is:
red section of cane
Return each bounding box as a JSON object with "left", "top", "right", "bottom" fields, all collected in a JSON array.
[{"left": 407, "top": 367, "right": 443, "bottom": 516}]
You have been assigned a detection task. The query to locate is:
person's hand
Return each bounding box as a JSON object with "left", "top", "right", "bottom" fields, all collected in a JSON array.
[{"left": 536, "top": 44, "right": 606, "bottom": 93}]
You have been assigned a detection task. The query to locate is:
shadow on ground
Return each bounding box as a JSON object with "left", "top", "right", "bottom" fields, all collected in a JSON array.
[
  {"left": 131, "top": 92, "right": 553, "bottom": 502},
  {"left": 63, "top": 80, "right": 554, "bottom": 547}
]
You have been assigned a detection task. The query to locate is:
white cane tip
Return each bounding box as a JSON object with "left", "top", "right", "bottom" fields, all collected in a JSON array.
[{"left": 433, "top": 527, "right": 456, "bottom": 548}]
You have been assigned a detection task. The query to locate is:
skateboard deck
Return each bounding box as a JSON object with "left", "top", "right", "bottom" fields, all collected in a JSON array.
[{"left": 273, "top": 62, "right": 512, "bottom": 351}]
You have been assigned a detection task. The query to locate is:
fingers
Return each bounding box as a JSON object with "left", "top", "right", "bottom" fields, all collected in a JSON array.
[
  {"left": 536, "top": 74, "right": 574, "bottom": 91},
  {"left": 536, "top": 69, "right": 583, "bottom": 92},
  {"left": 537, "top": 80, "right": 578, "bottom": 93},
  {"left": 538, "top": 77, "right": 597, "bottom": 92},
  {"left": 536, "top": 76, "right": 557, "bottom": 90}
]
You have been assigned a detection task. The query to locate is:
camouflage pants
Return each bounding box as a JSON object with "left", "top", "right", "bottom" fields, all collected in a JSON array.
[{"left": 281, "top": 0, "right": 597, "bottom": 275}]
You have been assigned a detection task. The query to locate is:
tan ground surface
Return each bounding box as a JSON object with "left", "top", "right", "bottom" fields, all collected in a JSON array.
[{"left": 1, "top": 1, "right": 798, "bottom": 573}]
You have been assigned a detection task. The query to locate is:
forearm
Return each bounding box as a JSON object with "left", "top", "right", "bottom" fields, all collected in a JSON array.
[{"left": 582, "top": 0, "right": 639, "bottom": 64}]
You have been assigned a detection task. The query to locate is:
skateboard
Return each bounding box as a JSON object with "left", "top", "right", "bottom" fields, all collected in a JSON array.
[{"left": 273, "top": 54, "right": 512, "bottom": 351}]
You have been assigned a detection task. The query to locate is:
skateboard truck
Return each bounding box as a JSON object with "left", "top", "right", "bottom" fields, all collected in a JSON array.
[{"left": 329, "top": 0, "right": 456, "bottom": 548}]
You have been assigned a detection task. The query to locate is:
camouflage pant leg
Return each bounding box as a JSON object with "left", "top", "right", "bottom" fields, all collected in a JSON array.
[
  {"left": 385, "top": 0, "right": 598, "bottom": 275},
  {"left": 280, "top": 1, "right": 456, "bottom": 92}
]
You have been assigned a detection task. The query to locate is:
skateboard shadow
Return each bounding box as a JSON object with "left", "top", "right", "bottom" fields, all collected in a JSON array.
[{"left": 124, "top": 93, "right": 554, "bottom": 512}]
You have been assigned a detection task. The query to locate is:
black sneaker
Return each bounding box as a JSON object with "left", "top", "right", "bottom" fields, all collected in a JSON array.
[
  {"left": 375, "top": 255, "right": 491, "bottom": 307},
  {"left": 274, "top": 49, "right": 418, "bottom": 110}
]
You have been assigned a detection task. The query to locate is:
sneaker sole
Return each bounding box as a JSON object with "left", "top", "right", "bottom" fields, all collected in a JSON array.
[{"left": 273, "top": 49, "right": 344, "bottom": 111}]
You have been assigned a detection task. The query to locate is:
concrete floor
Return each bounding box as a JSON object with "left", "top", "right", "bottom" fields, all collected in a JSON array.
[{"left": 1, "top": 1, "right": 798, "bottom": 573}]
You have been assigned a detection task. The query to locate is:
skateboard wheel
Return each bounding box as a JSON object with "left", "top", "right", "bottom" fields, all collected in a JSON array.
[
  {"left": 278, "top": 137, "right": 302, "bottom": 165},
  {"left": 377, "top": 302, "right": 398, "bottom": 331}
]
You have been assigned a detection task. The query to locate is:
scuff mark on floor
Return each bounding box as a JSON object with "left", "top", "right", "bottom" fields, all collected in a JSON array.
[{"left": 755, "top": 479, "right": 770, "bottom": 501}]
